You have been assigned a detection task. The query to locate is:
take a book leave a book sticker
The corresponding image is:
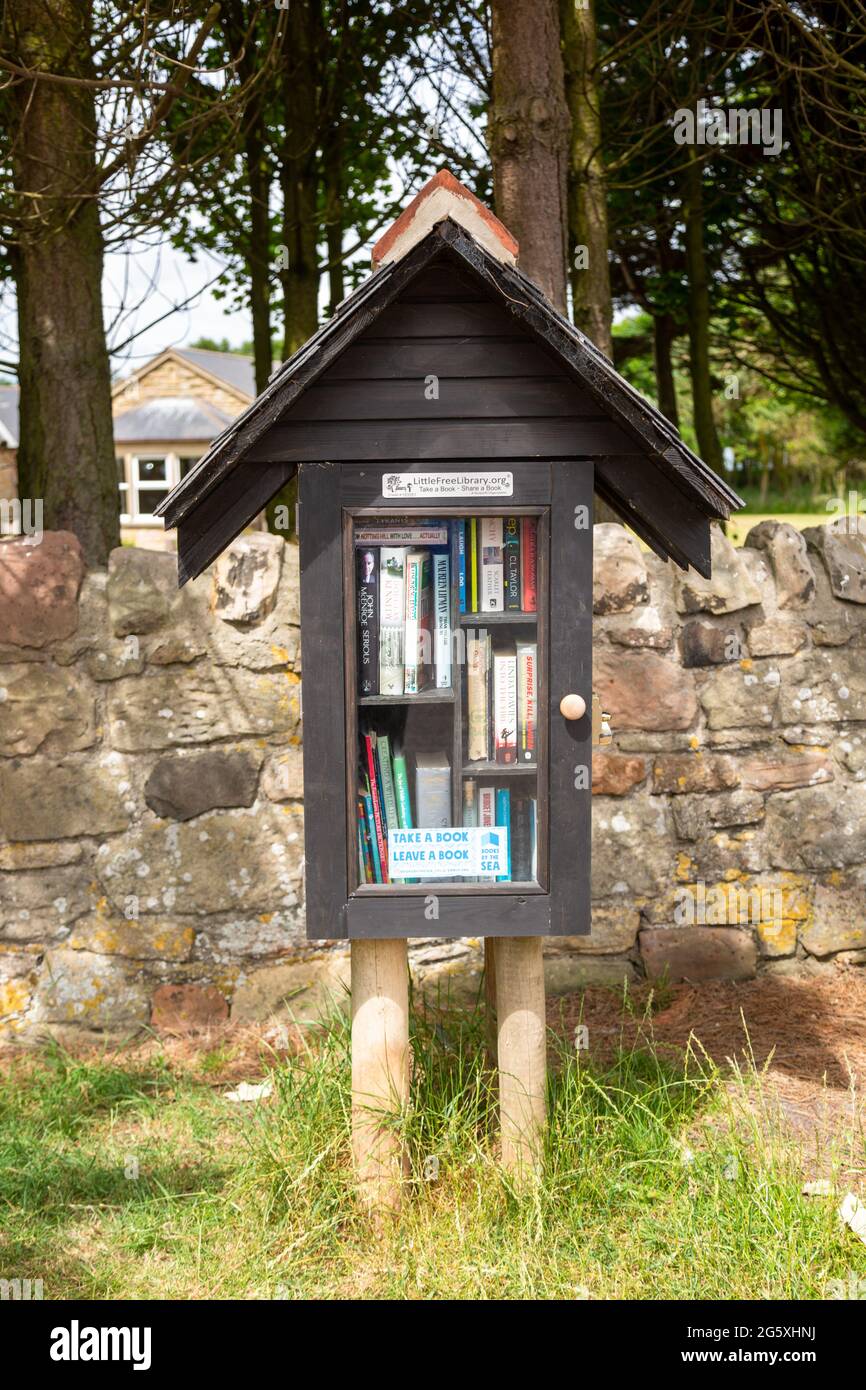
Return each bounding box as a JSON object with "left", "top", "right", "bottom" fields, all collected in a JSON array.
[
  {"left": 382, "top": 471, "right": 514, "bottom": 498},
  {"left": 388, "top": 826, "right": 509, "bottom": 878}
]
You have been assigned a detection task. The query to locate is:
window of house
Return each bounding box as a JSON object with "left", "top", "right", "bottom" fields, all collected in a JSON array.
[
  {"left": 116, "top": 456, "right": 130, "bottom": 522},
  {"left": 116, "top": 452, "right": 204, "bottom": 524}
]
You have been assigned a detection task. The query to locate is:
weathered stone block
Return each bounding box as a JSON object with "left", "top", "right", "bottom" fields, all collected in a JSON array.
[
  {"left": 231, "top": 952, "right": 351, "bottom": 1023},
  {"left": 699, "top": 661, "right": 781, "bottom": 730},
  {"left": 778, "top": 649, "right": 866, "bottom": 724},
  {"left": 639, "top": 926, "right": 757, "bottom": 982},
  {"left": 652, "top": 752, "right": 739, "bottom": 795},
  {"left": 261, "top": 748, "right": 304, "bottom": 802},
  {"left": 0, "top": 865, "right": 94, "bottom": 941},
  {"left": 144, "top": 749, "right": 261, "bottom": 821},
  {"left": 803, "top": 524, "right": 866, "bottom": 604},
  {"left": 0, "top": 759, "right": 131, "bottom": 841},
  {"left": 543, "top": 954, "right": 637, "bottom": 991},
  {"left": 107, "top": 666, "right": 300, "bottom": 751},
  {"left": 0, "top": 663, "right": 96, "bottom": 757},
  {"left": 801, "top": 874, "right": 866, "bottom": 956},
  {"left": 569, "top": 902, "right": 641, "bottom": 953},
  {"left": 745, "top": 521, "right": 816, "bottom": 609},
  {"left": 33, "top": 947, "right": 151, "bottom": 1028},
  {"left": 747, "top": 619, "right": 807, "bottom": 658},
  {"left": 212, "top": 533, "right": 284, "bottom": 624},
  {"left": 0, "top": 532, "right": 84, "bottom": 647},
  {"left": 672, "top": 790, "right": 765, "bottom": 841},
  {"left": 68, "top": 916, "right": 195, "bottom": 962},
  {"left": 766, "top": 784, "right": 866, "bottom": 870},
  {"left": 192, "top": 912, "right": 302, "bottom": 965},
  {"left": 98, "top": 806, "right": 304, "bottom": 917},
  {"left": 107, "top": 547, "right": 177, "bottom": 637},
  {"left": 591, "top": 752, "right": 646, "bottom": 796},
  {"left": 675, "top": 526, "right": 762, "bottom": 615},
  {"left": 0, "top": 840, "right": 83, "bottom": 871},
  {"left": 593, "top": 524, "right": 649, "bottom": 614},
  {"left": 681, "top": 619, "right": 743, "bottom": 667},
  {"left": 591, "top": 797, "right": 673, "bottom": 897},
  {"left": 740, "top": 749, "right": 833, "bottom": 792},
  {"left": 151, "top": 982, "right": 228, "bottom": 1034},
  {"left": 594, "top": 648, "right": 698, "bottom": 732}
]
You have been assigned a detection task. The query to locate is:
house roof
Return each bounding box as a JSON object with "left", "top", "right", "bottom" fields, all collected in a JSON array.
[
  {"left": 112, "top": 346, "right": 255, "bottom": 407},
  {"left": 113, "top": 395, "right": 234, "bottom": 444},
  {"left": 157, "top": 216, "right": 741, "bottom": 584},
  {"left": 0, "top": 385, "right": 19, "bottom": 448}
]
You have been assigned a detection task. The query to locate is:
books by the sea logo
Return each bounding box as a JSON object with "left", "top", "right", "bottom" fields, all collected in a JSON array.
[{"left": 480, "top": 830, "right": 504, "bottom": 875}]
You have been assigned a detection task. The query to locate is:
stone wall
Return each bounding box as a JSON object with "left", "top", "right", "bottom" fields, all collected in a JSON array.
[{"left": 1, "top": 520, "right": 864, "bottom": 1041}]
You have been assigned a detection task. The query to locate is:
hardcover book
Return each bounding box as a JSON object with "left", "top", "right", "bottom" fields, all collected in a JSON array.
[
  {"left": 516, "top": 640, "right": 538, "bottom": 763},
  {"left": 379, "top": 547, "right": 405, "bottom": 694},
  {"left": 520, "top": 516, "right": 538, "bottom": 612},
  {"left": 403, "top": 548, "right": 433, "bottom": 693},
  {"left": 480, "top": 516, "right": 504, "bottom": 611},
  {"left": 356, "top": 547, "right": 379, "bottom": 696},
  {"left": 466, "top": 633, "right": 489, "bottom": 762},
  {"left": 504, "top": 515, "right": 521, "bottom": 610},
  {"left": 433, "top": 551, "right": 451, "bottom": 688},
  {"left": 415, "top": 749, "right": 451, "bottom": 828},
  {"left": 493, "top": 642, "right": 518, "bottom": 765}
]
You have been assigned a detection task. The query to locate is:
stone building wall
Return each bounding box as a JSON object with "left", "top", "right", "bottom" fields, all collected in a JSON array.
[{"left": 0, "top": 519, "right": 864, "bottom": 1042}]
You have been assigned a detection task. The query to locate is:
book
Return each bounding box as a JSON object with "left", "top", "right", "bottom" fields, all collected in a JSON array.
[
  {"left": 462, "top": 777, "right": 478, "bottom": 828},
  {"left": 480, "top": 517, "right": 504, "bottom": 611},
  {"left": 504, "top": 516, "right": 521, "bottom": 610},
  {"left": 355, "top": 525, "right": 448, "bottom": 545},
  {"left": 379, "top": 548, "right": 405, "bottom": 694},
  {"left": 363, "top": 732, "right": 388, "bottom": 879},
  {"left": 479, "top": 785, "right": 496, "bottom": 830},
  {"left": 433, "top": 551, "right": 451, "bottom": 688},
  {"left": 516, "top": 640, "right": 538, "bottom": 763},
  {"left": 415, "top": 750, "right": 451, "bottom": 828},
  {"left": 392, "top": 744, "right": 413, "bottom": 829},
  {"left": 357, "top": 795, "right": 374, "bottom": 883},
  {"left": 510, "top": 796, "right": 533, "bottom": 882},
  {"left": 404, "top": 549, "right": 433, "bottom": 693},
  {"left": 495, "top": 787, "right": 511, "bottom": 881},
  {"left": 469, "top": 517, "right": 479, "bottom": 612},
  {"left": 376, "top": 734, "right": 400, "bottom": 851},
  {"left": 456, "top": 520, "right": 467, "bottom": 614},
  {"left": 493, "top": 643, "right": 518, "bottom": 765},
  {"left": 466, "top": 632, "right": 489, "bottom": 762},
  {"left": 361, "top": 779, "right": 383, "bottom": 883},
  {"left": 356, "top": 547, "right": 379, "bottom": 696},
  {"left": 520, "top": 517, "right": 538, "bottom": 612}
]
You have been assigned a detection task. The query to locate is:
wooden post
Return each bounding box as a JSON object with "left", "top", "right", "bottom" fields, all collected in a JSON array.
[
  {"left": 495, "top": 936, "right": 547, "bottom": 1181},
  {"left": 483, "top": 937, "right": 497, "bottom": 1069},
  {"left": 351, "top": 937, "right": 410, "bottom": 1216}
]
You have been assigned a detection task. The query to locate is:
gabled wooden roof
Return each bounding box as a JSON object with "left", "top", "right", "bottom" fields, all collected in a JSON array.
[{"left": 157, "top": 217, "right": 741, "bottom": 584}]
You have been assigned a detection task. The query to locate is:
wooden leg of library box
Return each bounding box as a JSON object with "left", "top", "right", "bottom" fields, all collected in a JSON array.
[
  {"left": 351, "top": 937, "right": 410, "bottom": 1216},
  {"left": 495, "top": 936, "right": 547, "bottom": 1180}
]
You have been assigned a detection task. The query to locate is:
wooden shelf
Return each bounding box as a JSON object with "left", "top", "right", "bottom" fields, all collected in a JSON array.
[
  {"left": 358, "top": 688, "right": 454, "bottom": 707},
  {"left": 459, "top": 611, "right": 537, "bottom": 626},
  {"left": 461, "top": 761, "right": 537, "bottom": 776}
]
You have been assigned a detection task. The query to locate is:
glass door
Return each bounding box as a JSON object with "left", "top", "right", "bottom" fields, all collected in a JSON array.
[{"left": 346, "top": 508, "right": 548, "bottom": 893}]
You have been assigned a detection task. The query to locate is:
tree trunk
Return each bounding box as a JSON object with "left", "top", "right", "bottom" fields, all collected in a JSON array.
[
  {"left": 246, "top": 125, "right": 274, "bottom": 393},
  {"left": 323, "top": 133, "right": 345, "bottom": 318},
  {"left": 683, "top": 153, "right": 723, "bottom": 472},
  {"left": 488, "top": 0, "right": 570, "bottom": 314},
  {"left": 280, "top": 0, "right": 320, "bottom": 355},
  {"left": 560, "top": 0, "right": 612, "bottom": 358},
  {"left": 8, "top": 0, "right": 118, "bottom": 565},
  {"left": 653, "top": 312, "right": 680, "bottom": 429}
]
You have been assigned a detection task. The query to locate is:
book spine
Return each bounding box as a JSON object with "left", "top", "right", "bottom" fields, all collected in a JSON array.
[
  {"left": 364, "top": 733, "right": 388, "bottom": 880},
  {"left": 457, "top": 520, "right": 467, "bottom": 614},
  {"left": 504, "top": 516, "right": 521, "bottom": 610},
  {"left": 510, "top": 797, "right": 532, "bottom": 883},
  {"left": 462, "top": 777, "right": 478, "bottom": 827},
  {"left": 377, "top": 735, "right": 400, "bottom": 845},
  {"left": 495, "top": 787, "right": 511, "bottom": 881},
  {"left": 466, "top": 634, "right": 489, "bottom": 762},
  {"left": 486, "top": 633, "right": 494, "bottom": 761},
  {"left": 378, "top": 548, "right": 405, "bottom": 694},
  {"left": 357, "top": 798, "right": 372, "bottom": 883},
  {"left": 392, "top": 750, "right": 413, "bottom": 829},
  {"left": 362, "top": 787, "right": 382, "bottom": 884},
  {"left": 404, "top": 550, "right": 432, "bottom": 694},
  {"left": 415, "top": 758, "right": 451, "bottom": 828},
  {"left": 493, "top": 648, "right": 518, "bottom": 765},
  {"left": 433, "top": 551, "right": 451, "bottom": 688},
  {"left": 520, "top": 517, "right": 538, "bottom": 612},
  {"left": 516, "top": 641, "right": 538, "bottom": 763},
  {"left": 469, "top": 518, "right": 478, "bottom": 612},
  {"left": 356, "top": 548, "right": 379, "bottom": 696},
  {"left": 479, "top": 785, "right": 496, "bottom": 828},
  {"left": 480, "top": 517, "right": 504, "bottom": 612}
]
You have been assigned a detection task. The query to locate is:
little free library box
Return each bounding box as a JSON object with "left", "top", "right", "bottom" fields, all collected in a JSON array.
[{"left": 157, "top": 171, "right": 740, "bottom": 945}]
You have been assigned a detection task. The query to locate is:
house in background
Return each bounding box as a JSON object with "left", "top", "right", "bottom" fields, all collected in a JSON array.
[{"left": 0, "top": 346, "right": 256, "bottom": 548}]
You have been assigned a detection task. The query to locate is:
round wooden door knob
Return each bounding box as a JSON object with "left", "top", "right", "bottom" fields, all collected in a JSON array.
[{"left": 559, "top": 693, "right": 587, "bottom": 720}]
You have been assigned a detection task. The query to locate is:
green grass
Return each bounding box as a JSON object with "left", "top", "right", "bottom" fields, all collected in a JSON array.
[{"left": 1, "top": 1003, "right": 863, "bottom": 1300}]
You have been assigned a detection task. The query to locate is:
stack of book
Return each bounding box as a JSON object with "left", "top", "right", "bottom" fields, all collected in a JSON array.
[
  {"left": 466, "top": 635, "right": 537, "bottom": 765},
  {"left": 462, "top": 780, "right": 538, "bottom": 883},
  {"left": 356, "top": 524, "right": 452, "bottom": 697},
  {"left": 357, "top": 723, "right": 451, "bottom": 884},
  {"left": 457, "top": 515, "right": 537, "bottom": 614}
]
